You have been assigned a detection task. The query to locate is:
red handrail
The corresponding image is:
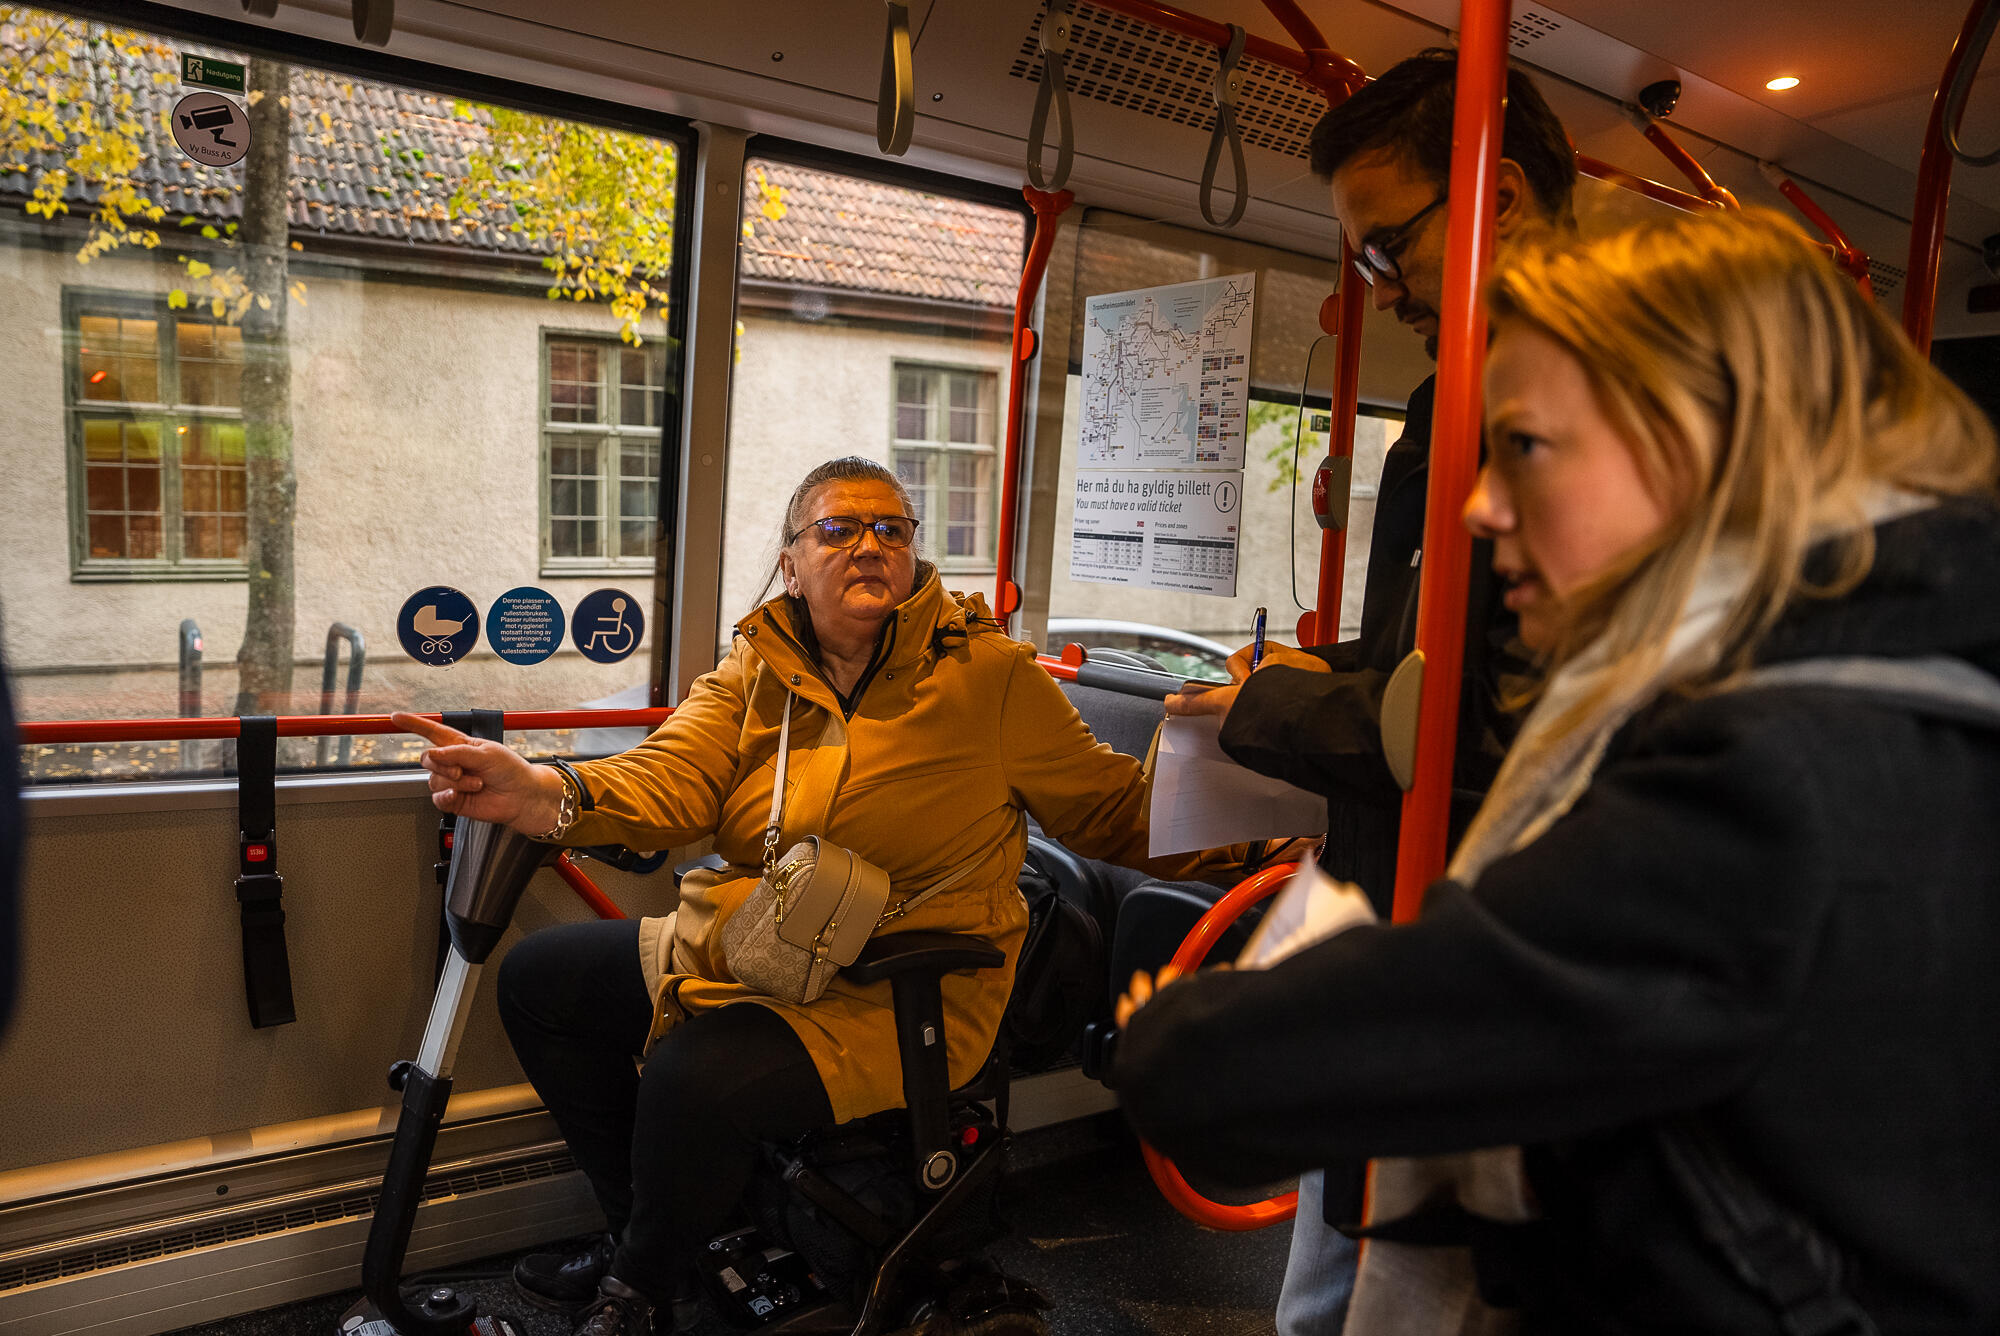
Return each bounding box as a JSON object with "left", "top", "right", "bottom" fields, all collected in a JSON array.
[
  {"left": 16, "top": 708, "right": 674, "bottom": 746},
  {"left": 1137, "top": 862, "right": 1301, "bottom": 1230},
  {"left": 1087, "top": 0, "right": 1366, "bottom": 102},
  {"left": 1635, "top": 119, "right": 1739, "bottom": 209},
  {"left": 1388, "top": 0, "right": 1508, "bottom": 922},
  {"left": 1761, "top": 165, "right": 1874, "bottom": 294},
  {"left": 553, "top": 852, "right": 629, "bottom": 920},
  {"left": 993, "top": 186, "right": 1075, "bottom": 621},
  {"left": 1305, "top": 248, "right": 1367, "bottom": 647},
  {"left": 1906, "top": 0, "right": 2000, "bottom": 355},
  {"left": 1573, "top": 152, "right": 1722, "bottom": 214}
]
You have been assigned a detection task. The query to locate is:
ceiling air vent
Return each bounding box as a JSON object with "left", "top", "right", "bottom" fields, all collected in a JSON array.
[
  {"left": 1009, "top": 3, "right": 1327, "bottom": 161},
  {"left": 1509, "top": 10, "right": 1563, "bottom": 49},
  {"left": 1866, "top": 258, "right": 1906, "bottom": 295}
]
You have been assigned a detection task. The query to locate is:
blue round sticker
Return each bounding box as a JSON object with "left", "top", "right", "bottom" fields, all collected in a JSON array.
[
  {"left": 572, "top": 588, "right": 644, "bottom": 664},
  {"left": 486, "top": 586, "right": 566, "bottom": 666},
  {"left": 397, "top": 586, "right": 480, "bottom": 666}
]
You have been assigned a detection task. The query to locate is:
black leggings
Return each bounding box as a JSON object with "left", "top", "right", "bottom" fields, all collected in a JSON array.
[{"left": 496, "top": 919, "right": 834, "bottom": 1300}]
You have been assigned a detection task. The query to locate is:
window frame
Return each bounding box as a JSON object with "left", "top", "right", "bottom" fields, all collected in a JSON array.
[
  {"left": 62, "top": 288, "right": 250, "bottom": 584},
  {"left": 890, "top": 360, "right": 1001, "bottom": 573},
  {"left": 537, "top": 328, "right": 670, "bottom": 578}
]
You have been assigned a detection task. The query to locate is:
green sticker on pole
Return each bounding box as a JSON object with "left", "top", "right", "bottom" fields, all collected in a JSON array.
[{"left": 181, "top": 53, "right": 247, "bottom": 94}]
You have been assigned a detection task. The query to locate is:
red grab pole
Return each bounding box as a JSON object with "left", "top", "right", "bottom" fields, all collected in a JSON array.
[
  {"left": 993, "top": 186, "right": 1074, "bottom": 623},
  {"left": 1635, "top": 120, "right": 1739, "bottom": 209},
  {"left": 553, "top": 852, "right": 628, "bottom": 921},
  {"left": 1306, "top": 249, "right": 1368, "bottom": 646},
  {"left": 1388, "top": 0, "right": 1510, "bottom": 925},
  {"left": 1905, "top": 0, "right": 1999, "bottom": 355},
  {"left": 1086, "top": 0, "right": 1365, "bottom": 101}
]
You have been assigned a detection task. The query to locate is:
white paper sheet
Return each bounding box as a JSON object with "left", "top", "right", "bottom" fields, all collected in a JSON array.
[
  {"left": 1235, "top": 856, "right": 1378, "bottom": 970},
  {"left": 1146, "top": 714, "right": 1327, "bottom": 857}
]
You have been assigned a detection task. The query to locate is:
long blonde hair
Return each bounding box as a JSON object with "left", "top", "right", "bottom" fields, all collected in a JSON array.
[{"left": 1487, "top": 209, "right": 1998, "bottom": 702}]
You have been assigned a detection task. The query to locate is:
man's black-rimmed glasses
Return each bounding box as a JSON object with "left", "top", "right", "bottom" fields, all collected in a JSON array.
[{"left": 1351, "top": 193, "right": 1448, "bottom": 287}]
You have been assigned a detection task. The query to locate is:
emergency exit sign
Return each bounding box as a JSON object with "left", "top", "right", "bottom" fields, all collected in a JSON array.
[{"left": 181, "top": 54, "right": 246, "bottom": 94}]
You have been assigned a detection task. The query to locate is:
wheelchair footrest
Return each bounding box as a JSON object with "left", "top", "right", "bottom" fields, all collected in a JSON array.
[{"left": 698, "top": 1224, "right": 831, "bottom": 1329}]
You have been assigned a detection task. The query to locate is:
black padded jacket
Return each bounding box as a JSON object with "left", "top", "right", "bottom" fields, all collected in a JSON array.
[
  {"left": 1114, "top": 501, "right": 2000, "bottom": 1332},
  {"left": 1217, "top": 378, "right": 1525, "bottom": 913}
]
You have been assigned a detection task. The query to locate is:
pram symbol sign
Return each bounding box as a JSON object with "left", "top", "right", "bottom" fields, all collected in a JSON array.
[
  {"left": 573, "top": 588, "right": 644, "bottom": 664},
  {"left": 397, "top": 586, "right": 480, "bottom": 666}
]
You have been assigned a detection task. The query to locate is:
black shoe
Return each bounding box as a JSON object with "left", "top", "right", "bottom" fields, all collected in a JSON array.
[
  {"left": 514, "top": 1233, "right": 615, "bottom": 1311},
  {"left": 574, "top": 1274, "right": 668, "bottom": 1336}
]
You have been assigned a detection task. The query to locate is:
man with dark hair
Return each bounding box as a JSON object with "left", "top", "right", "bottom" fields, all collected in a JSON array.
[{"left": 1163, "top": 48, "right": 1578, "bottom": 1333}]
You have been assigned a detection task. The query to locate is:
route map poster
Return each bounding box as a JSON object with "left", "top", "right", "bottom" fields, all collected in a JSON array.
[
  {"left": 1080, "top": 273, "right": 1256, "bottom": 470},
  {"left": 1069, "top": 468, "right": 1245, "bottom": 597}
]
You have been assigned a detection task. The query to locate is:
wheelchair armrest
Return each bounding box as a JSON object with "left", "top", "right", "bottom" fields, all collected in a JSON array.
[{"left": 845, "top": 932, "right": 1004, "bottom": 985}]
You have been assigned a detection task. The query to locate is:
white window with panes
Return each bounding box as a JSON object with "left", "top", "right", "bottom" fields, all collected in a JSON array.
[
  {"left": 542, "top": 335, "right": 668, "bottom": 573},
  {"left": 66, "top": 296, "right": 248, "bottom": 578},
  {"left": 892, "top": 363, "right": 998, "bottom": 569}
]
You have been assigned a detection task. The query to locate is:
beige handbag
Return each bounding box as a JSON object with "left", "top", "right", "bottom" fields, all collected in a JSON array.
[{"left": 722, "top": 693, "right": 975, "bottom": 1004}]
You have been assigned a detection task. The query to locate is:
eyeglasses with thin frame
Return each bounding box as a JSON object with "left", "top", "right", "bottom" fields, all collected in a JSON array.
[
  {"left": 1351, "top": 193, "right": 1448, "bottom": 288},
  {"left": 788, "top": 514, "right": 921, "bottom": 550}
]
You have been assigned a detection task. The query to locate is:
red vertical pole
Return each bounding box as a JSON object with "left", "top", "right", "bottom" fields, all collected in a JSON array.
[
  {"left": 1905, "top": 0, "right": 1997, "bottom": 355},
  {"left": 1307, "top": 248, "right": 1367, "bottom": 646},
  {"left": 994, "top": 187, "right": 1075, "bottom": 622},
  {"left": 1387, "top": 0, "right": 1509, "bottom": 925}
]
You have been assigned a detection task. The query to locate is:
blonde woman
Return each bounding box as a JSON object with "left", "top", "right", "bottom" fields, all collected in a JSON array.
[{"left": 1111, "top": 211, "right": 2000, "bottom": 1331}]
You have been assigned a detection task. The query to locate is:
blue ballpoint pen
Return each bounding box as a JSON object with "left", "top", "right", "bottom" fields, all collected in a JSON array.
[{"left": 1250, "top": 606, "right": 1267, "bottom": 671}]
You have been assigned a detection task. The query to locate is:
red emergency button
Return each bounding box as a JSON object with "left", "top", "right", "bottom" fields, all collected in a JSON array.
[
  {"left": 959, "top": 1126, "right": 979, "bottom": 1147},
  {"left": 246, "top": 843, "right": 269, "bottom": 863}
]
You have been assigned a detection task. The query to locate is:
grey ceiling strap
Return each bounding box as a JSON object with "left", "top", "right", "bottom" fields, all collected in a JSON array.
[
  {"left": 1028, "top": 0, "right": 1075, "bottom": 191},
  {"left": 1200, "top": 24, "right": 1250, "bottom": 228},
  {"left": 878, "top": 0, "right": 916, "bottom": 156}
]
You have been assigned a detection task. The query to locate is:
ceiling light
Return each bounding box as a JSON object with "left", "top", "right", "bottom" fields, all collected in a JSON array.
[{"left": 1766, "top": 76, "right": 1801, "bottom": 91}]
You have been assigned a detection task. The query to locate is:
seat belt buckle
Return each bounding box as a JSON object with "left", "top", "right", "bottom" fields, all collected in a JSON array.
[{"left": 234, "top": 871, "right": 285, "bottom": 905}]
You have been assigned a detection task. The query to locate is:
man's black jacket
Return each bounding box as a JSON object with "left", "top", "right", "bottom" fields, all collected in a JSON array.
[{"left": 1218, "top": 378, "right": 1523, "bottom": 912}]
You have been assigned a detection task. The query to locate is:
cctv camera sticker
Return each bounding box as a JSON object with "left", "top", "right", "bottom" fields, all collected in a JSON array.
[{"left": 169, "top": 92, "right": 251, "bottom": 169}]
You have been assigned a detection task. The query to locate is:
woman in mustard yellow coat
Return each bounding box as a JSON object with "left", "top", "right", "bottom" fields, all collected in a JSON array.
[{"left": 396, "top": 456, "right": 1257, "bottom": 1336}]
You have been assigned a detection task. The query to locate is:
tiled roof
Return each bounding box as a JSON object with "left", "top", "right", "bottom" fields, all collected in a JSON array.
[
  {"left": 739, "top": 162, "right": 1024, "bottom": 308},
  {"left": 1, "top": 22, "right": 1019, "bottom": 302}
]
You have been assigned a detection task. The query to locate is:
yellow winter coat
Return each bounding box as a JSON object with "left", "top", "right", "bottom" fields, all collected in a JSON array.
[{"left": 563, "top": 571, "right": 1243, "bottom": 1124}]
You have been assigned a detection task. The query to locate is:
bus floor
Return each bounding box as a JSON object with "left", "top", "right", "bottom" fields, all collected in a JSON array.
[{"left": 165, "top": 1115, "right": 1292, "bottom": 1336}]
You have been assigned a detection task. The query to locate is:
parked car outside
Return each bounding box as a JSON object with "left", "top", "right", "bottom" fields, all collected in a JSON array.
[{"left": 1045, "top": 619, "right": 1236, "bottom": 683}]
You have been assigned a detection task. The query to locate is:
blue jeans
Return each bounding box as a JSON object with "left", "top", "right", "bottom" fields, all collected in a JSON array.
[{"left": 1277, "top": 1170, "right": 1358, "bottom": 1335}]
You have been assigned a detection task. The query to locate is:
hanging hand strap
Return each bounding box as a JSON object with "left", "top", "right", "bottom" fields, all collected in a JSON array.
[
  {"left": 878, "top": 0, "right": 916, "bottom": 155},
  {"left": 234, "top": 715, "right": 294, "bottom": 1028},
  {"left": 761, "top": 694, "right": 795, "bottom": 877},
  {"left": 1027, "top": 0, "right": 1075, "bottom": 190},
  {"left": 1199, "top": 24, "right": 1250, "bottom": 228}
]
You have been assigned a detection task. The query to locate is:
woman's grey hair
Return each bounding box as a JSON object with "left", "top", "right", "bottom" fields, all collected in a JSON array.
[{"left": 752, "top": 455, "right": 922, "bottom": 611}]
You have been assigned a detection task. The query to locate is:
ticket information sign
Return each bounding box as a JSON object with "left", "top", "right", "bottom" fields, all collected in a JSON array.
[{"left": 1069, "top": 468, "right": 1244, "bottom": 597}]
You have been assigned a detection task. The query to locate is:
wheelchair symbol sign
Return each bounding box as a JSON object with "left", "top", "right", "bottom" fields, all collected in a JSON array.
[
  {"left": 572, "top": 588, "right": 644, "bottom": 664},
  {"left": 397, "top": 586, "right": 480, "bottom": 666}
]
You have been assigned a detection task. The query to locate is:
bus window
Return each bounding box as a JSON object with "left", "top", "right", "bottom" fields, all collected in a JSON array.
[
  {"left": 0, "top": 7, "right": 689, "bottom": 782},
  {"left": 715, "top": 156, "right": 1027, "bottom": 663},
  {"left": 1035, "top": 209, "right": 1368, "bottom": 660}
]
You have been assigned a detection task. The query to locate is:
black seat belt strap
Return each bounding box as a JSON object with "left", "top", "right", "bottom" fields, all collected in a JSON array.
[{"left": 235, "top": 715, "right": 294, "bottom": 1028}]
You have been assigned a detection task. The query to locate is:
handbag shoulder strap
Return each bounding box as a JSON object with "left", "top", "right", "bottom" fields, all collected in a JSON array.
[
  {"left": 761, "top": 693, "right": 794, "bottom": 876},
  {"left": 878, "top": 852, "right": 986, "bottom": 926}
]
